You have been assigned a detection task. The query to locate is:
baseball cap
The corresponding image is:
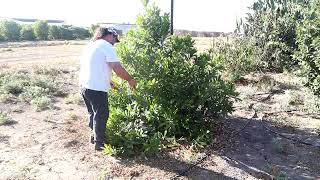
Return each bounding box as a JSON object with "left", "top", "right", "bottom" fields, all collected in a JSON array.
[{"left": 106, "top": 27, "right": 120, "bottom": 43}]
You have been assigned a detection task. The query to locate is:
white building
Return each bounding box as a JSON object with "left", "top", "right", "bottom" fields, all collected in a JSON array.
[{"left": 98, "top": 22, "right": 137, "bottom": 34}]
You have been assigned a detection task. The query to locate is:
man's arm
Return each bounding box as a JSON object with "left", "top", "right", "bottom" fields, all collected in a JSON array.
[{"left": 109, "top": 62, "right": 136, "bottom": 89}]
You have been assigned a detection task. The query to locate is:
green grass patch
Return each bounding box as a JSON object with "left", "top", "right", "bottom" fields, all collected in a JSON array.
[
  {"left": 0, "top": 112, "right": 16, "bottom": 126},
  {"left": 31, "top": 96, "right": 52, "bottom": 111}
]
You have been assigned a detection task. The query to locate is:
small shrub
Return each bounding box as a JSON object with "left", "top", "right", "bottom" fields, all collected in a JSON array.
[
  {"left": 31, "top": 96, "right": 52, "bottom": 111},
  {"left": 19, "top": 86, "right": 48, "bottom": 102},
  {"left": 30, "top": 75, "right": 58, "bottom": 93},
  {"left": 288, "top": 91, "right": 304, "bottom": 106},
  {"left": 0, "top": 92, "right": 14, "bottom": 103},
  {"left": 302, "top": 89, "right": 320, "bottom": 113},
  {"left": 0, "top": 112, "right": 15, "bottom": 126},
  {"left": 65, "top": 93, "right": 83, "bottom": 105},
  {"left": 2, "top": 79, "right": 29, "bottom": 95},
  {"left": 0, "top": 73, "right": 30, "bottom": 95},
  {"left": 103, "top": 144, "right": 117, "bottom": 156}
]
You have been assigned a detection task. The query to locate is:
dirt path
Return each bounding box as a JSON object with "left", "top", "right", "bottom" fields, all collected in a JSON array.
[{"left": 0, "top": 45, "right": 84, "bottom": 64}]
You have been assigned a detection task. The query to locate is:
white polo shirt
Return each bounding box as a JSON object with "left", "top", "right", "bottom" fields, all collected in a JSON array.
[{"left": 79, "top": 39, "right": 120, "bottom": 92}]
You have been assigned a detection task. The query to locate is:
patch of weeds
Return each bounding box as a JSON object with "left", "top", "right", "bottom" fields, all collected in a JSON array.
[
  {"left": 254, "top": 103, "right": 269, "bottom": 112},
  {"left": 288, "top": 91, "right": 304, "bottom": 106},
  {"left": 17, "top": 165, "right": 33, "bottom": 179},
  {"left": 0, "top": 112, "right": 16, "bottom": 126},
  {"left": 0, "top": 91, "right": 13, "bottom": 103},
  {"left": 34, "top": 66, "right": 63, "bottom": 76},
  {"left": 65, "top": 93, "right": 83, "bottom": 105},
  {"left": 256, "top": 75, "right": 277, "bottom": 92},
  {"left": 2, "top": 79, "right": 28, "bottom": 95},
  {"left": 18, "top": 86, "right": 48, "bottom": 102},
  {"left": 31, "top": 75, "right": 59, "bottom": 93},
  {"left": 103, "top": 144, "right": 117, "bottom": 156},
  {"left": 302, "top": 89, "right": 320, "bottom": 113},
  {"left": 0, "top": 73, "right": 30, "bottom": 95},
  {"left": 272, "top": 91, "right": 293, "bottom": 112},
  {"left": 238, "top": 85, "right": 259, "bottom": 100},
  {"left": 236, "top": 86, "right": 259, "bottom": 110},
  {"left": 67, "top": 112, "right": 79, "bottom": 122},
  {"left": 31, "top": 96, "right": 52, "bottom": 111}
]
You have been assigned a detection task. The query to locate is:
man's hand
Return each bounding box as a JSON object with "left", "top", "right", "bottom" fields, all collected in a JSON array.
[
  {"left": 109, "top": 62, "right": 136, "bottom": 90},
  {"left": 128, "top": 79, "right": 137, "bottom": 89}
]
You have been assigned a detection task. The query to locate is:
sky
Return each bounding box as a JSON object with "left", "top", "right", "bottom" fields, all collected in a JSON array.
[{"left": 0, "top": 0, "right": 255, "bottom": 32}]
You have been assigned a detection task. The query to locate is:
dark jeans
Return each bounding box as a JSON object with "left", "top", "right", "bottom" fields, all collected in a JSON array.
[{"left": 81, "top": 88, "right": 109, "bottom": 145}]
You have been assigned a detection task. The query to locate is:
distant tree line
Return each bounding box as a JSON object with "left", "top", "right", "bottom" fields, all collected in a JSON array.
[{"left": 0, "top": 20, "right": 92, "bottom": 42}]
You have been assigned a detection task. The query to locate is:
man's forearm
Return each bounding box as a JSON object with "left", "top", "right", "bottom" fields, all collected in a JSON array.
[
  {"left": 111, "top": 63, "right": 133, "bottom": 82},
  {"left": 115, "top": 67, "right": 133, "bottom": 82}
]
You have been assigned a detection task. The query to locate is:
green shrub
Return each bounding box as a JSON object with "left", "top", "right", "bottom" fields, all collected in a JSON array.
[
  {"left": 33, "top": 20, "right": 49, "bottom": 40},
  {"left": 30, "top": 75, "right": 58, "bottom": 93},
  {"left": 48, "top": 25, "right": 61, "bottom": 40},
  {"left": 70, "top": 26, "right": 90, "bottom": 39},
  {"left": 0, "top": 20, "right": 21, "bottom": 41},
  {"left": 0, "top": 91, "right": 14, "bottom": 103},
  {"left": 295, "top": 0, "right": 320, "bottom": 95},
  {"left": 106, "top": 4, "right": 237, "bottom": 156},
  {"left": 0, "top": 73, "right": 30, "bottom": 95},
  {"left": 0, "top": 112, "right": 15, "bottom": 126},
  {"left": 19, "top": 86, "right": 48, "bottom": 102},
  {"left": 31, "top": 96, "right": 52, "bottom": 111},
  {"left": 237, "top": 0, "right": 308, "bottom": 72},
  {"left": 20, "top": 25, "right": 36, "bottom": 41},
  {"left": 210, "top": 37, "right": 259, "bottom": 81},
  {"left": 59, "top": 26, "right": 74, "bottom": 40},
  {"left": 0, "top": 70, "right": 63, "bottom": 105}
]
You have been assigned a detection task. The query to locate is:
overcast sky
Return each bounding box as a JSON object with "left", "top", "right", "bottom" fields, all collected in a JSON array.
[{"left": 0, "top": 0, "right": 255, "bottom": 32}]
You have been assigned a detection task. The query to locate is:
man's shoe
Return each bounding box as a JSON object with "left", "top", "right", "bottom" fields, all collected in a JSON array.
[{"left": 95, "top": 143, "right": 104, "bottom": 151}]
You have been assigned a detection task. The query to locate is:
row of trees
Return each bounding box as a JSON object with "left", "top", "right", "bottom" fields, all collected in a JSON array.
[
  {"left": 216, "top": 0, "right": 320, "bottom": 95},
  {"left": 0, "top": 20, "right": 91, "bottom": 41}
]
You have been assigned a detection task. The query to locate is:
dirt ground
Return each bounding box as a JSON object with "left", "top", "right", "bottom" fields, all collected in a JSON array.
[{"left": 0, "top": 40, "right": 319, "bottom": 179}]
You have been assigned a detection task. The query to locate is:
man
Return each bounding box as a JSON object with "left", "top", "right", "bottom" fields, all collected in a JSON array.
[{"left": 79, "top": 27, "right": 136, "bottom": 151}]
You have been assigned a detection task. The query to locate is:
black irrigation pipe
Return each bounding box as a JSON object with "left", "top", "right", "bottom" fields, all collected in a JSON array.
[
  {"left": 259, "top": 115, "right": 320, "bottom": 148},
  {"left": 172, "top": 111, "right": 255, "bottom": 179},
  {"left": 172, "top": 100, "right": 320, "bottom": 179}
]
